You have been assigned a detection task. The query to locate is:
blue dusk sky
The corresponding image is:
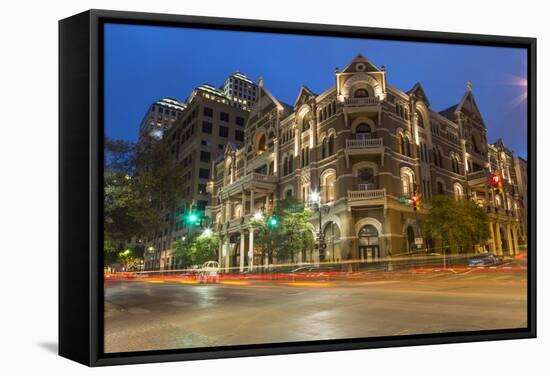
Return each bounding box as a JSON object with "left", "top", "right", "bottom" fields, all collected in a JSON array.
[{"left": 104, "top": 23, "right": 528, "bottom": 158}]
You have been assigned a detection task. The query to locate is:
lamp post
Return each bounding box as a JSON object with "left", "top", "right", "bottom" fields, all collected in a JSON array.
[{"left": 310, "top": 185, "right": 331, "bottom": 263}]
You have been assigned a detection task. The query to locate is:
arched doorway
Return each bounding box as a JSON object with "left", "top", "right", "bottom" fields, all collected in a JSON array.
[
  {"left": 499, "top": 226, "right": 508, "bottom": 254},
  {"left": 356, "top": 123, "right": 372, "bottom": 139},
  {"left": 406, "top": 225, "right": 415, "bottom": 254},
  {"left": 323, "top": 222, "right": 341, "bottom": 262},
  {"left": 358, "top": 224, "right": 379, "bottom": 262}
]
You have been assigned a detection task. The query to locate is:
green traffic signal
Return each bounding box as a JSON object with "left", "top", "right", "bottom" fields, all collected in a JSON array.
[
  {"left": 268, "top": 215, "right": 278, "bottom": 229},
  {"left": 188, "top": 212, "right": 199, "bottom": 225}
]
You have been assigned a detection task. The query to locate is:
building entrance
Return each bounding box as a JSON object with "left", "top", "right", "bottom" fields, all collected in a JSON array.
[{"left": 358, "top": 224, "right": 380, "bottom": 262}]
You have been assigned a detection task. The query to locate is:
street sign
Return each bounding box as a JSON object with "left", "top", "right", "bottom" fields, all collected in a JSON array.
[
  {"left": 414, "top": 237, "right": 424, "bottom": 245},
  {"left": 399, "top": 195, "right": 410, "bottom": 204}
]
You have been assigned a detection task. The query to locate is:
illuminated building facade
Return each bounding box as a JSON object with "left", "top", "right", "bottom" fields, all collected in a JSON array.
[{"left": 206, "top": 54, "right": 527, "bottom": 271}]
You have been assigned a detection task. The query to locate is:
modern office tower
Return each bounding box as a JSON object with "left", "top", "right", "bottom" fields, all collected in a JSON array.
[
  {"left": 138, "top": 97, "right": 187, "bottom": 142},
  {"left": 221, "top": 72, "right": 258, "bottom": 110},
  {"left": 144, "top": 80, "right": 250, "bottom": 270}
]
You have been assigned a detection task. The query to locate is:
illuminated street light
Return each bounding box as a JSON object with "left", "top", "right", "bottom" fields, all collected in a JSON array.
[
  {"left": 310, "top": 190, "right": 320, "bottom": 205},
  {"left": 201, "top": 228, "right": 213, "bottom": 237},
  {"left": 253, "top": 211, "right": 263, "bottom": 221}
]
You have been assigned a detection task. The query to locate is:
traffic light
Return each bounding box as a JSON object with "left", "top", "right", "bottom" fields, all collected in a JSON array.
[
  {"left": 267, "top": 215, "right": 279, "bottom": 229},
  {"left": 411, "top": 194, "right": 420, "bottom": 211},
  {"left": 489, "top": 172, "right": 504, "bottom": 193}
]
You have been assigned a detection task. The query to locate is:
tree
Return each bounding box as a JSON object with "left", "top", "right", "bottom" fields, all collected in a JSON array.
[
  {"left": 251, "top": 197, "right": 315, "bottom": 265},
  {"left": 103, "top": 136, "right": 185, "bottom": 266},
  {"left": 172, "top": 232, "right": 219, "bottom": 267},
  {"left": 422, "top": 195, "right": 490, "bottom": 254},
  {"left": 117, "top": 248, "right": 143, "bottom": 271}
]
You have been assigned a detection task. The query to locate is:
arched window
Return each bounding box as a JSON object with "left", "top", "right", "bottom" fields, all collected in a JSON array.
[
  {"left": 453, "top": 183, "right": 464, "bottom": 200},
  {"left": 357, "top": 167, "right": 375, "bottom": 190},
  {"left": 288, "top": 155, "right": 293, "bottom": 173},
  {"left": 322, "top": 171, "right": 336, "bottom": 203},
  {"left": 401, "top": 168, "right": 415, "bottom": 196},
  {"left": 328, "top": 135, "right": 334, "bottom": 155},
  {"left": 471, "top": 134, "right": 480, "bottom": 154},
  {"left": 356, "top": 123, "right": 372, "bottom": 139},
  {"left": 321, "top": 138, "right": 327, "bottom": 159},
  {"left": 256, "top": 133, "right": 266, "bottom": 155},
  {"left": 354, "top": 88, "right": 369, "bottom": 98},
  {"left": 302, "top": 113, "right": 311, "bottom": 131},
  {"left": 283, "top": 156, "right": 288, "bottom": 176},
  {"left": 403, "top": 137, "right": 411, "bottom": 157},
  {"left": 416, "top": 111, "right": 424, "bottom": 128},
  {"left": 398, "top": 134, "right": 405, "bottom": 154},
  {"left": 437, "top": 181, "right": 445, "bottom": 195},
  {"left": 285, "top": 189, "right": 293, "bottom": 198}
]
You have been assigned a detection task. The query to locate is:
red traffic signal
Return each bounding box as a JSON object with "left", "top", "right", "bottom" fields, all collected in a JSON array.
[
  {"left": 411, "top": 195, "right": 420, "bottom": 210},
  {"left": 490, "top": 173, "right": 500, "bottom": 186}
]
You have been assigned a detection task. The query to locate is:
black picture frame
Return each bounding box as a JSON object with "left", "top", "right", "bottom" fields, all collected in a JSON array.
[{"left": 59, "top": 9, "right": 537, "bottom": 367}]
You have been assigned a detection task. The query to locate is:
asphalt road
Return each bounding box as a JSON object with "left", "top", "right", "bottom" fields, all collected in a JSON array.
[{"left": 104, "top": 265, "right": 527, "bottom": 353}]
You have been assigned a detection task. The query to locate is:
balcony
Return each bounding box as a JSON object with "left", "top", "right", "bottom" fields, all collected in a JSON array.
[
  {"left": 346, "top": 137, "right": 383, "bottom": 149},
  {"left": 219, "top": 172, "right": 277, "bottom": 197},
  {"left": 347, "top": 188, "right": 386, "bottom": 207},
  {"left": 344, "top": 137, "right": 385, "bottom": 166},
  {"left": 344, "top": 97, "right": 380, "bottom": 107},
  {"left": 467, "top": 169, "right": 487, "bottom": 186}
]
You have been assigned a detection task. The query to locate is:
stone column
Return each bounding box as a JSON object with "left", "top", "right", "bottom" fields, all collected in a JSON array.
[
  {"left": 494, "top": 223, "right": 502, "bottom": 255},
  {"left": 241, "top": 190, "right": 246, "bottom": 216},
  {"left": 512, "top": 225, "right": 520, "bottom": 254},
  {"left": 239, "top": 230, "right": 245, "bottom": 272},
  {"left": 248, "top": 227, "right": 254, "bottom": 271},
  {"left": 506, "top": 224, "right": 514, "bottom": 256},
  {"left": 218, "top": 235, "right": 224, "bottom": 265},
  {"left": 488, "top": 221, "right": 496, "bottom": 253},
  {"left": 250, "top": 189, "right": 255, "bottom": 215},
  {"left": 224, "top": 237, "right": 230, "bottom": 272}
]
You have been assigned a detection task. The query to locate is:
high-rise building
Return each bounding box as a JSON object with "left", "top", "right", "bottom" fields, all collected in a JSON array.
[
  {"left": 144, "top": 79, "right": 251, "bottom": 270},
  {"left": 138, "top": 97, "right": 187, "bottom": 141},
  {"left": 221, "top": 72, "right": 258, "bottom": 110}
]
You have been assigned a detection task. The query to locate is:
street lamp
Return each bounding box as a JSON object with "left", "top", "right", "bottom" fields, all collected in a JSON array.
[
  {"left": 310, "top": 184, "right": 330, "bottom": 263},
  {"left": 253, "top": 211, "right": 264, "bottom": 221},
  {"left": 201, "top": 228, "right": 213, "bottom": 237}
]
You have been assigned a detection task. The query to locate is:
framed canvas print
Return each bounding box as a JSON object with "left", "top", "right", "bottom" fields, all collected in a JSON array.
[{"left": 59, "top": 9, "right": 536, "bottom": 366}]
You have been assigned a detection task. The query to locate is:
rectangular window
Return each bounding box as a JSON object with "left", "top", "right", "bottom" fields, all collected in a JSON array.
[
  {"left": 203, "top": 107, "right": 213, "bottom": 117},
  {"left": 236, "top": 116, "right": 245, "bottom": 126},
  {"left": 235, "top": 129, "right": 244, "bottom": 142},
  {"left": 220, "top": 112, "right": 229, "bottom": 122},
  {"left": 219, "top": 126, "right": 229, "bottom": 137},
  {"left": 200, "top": 151, "right": 211, "bottom": 163},
  {"left": 198, "top": 184, "right": 207, "bottom": 195},
  {"left": 202, "top": 121, "right": 212, "bottom": 134},
  {"left": 199, "top": 168, "right": 210, "bottom": 179}
]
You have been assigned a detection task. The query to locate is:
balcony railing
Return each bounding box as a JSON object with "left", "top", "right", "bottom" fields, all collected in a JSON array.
[
  {"left": 346, "top": 137, "right": 383, "bottom": 149},
  {"left": 219, "top": 172, "right": 277, "bottom": 195},
  {"left": 344, "top": 97, "right": 380, "bottom": 106},
  {"left": 348, "top": 188, "right": 386, "bottom": 201}
]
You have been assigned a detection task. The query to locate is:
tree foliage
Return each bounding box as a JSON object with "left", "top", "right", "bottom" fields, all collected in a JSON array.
[
  {"left": 422, "top": 195, "right": 490, "bottom": 253},
  {"left": 172, "top": 233, "right": 219, "bottom": 267},
  {"left": 251, "top": 197, "right": 315, "bottom": 264},
  {"left": 117, "top": 248, "right": 143, "bottom": 271},
  {"left": 103, "top": 135, "right": 185, "bottom": 266}
]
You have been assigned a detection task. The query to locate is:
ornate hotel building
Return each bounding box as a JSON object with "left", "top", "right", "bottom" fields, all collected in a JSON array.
[{"left": 206, "top": 54, "right": 527, "bottom": 270}]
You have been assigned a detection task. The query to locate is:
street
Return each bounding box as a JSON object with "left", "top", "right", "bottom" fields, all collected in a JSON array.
[{"left": 104, "top": 263, "right": 527, "bottom": 353}]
